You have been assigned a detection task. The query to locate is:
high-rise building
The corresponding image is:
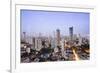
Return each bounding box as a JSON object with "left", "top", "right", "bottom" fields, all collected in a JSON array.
[
  {"left": 37, "top": 38, "right": 42, "bottom": 51},
  {"left": 56, "top": 29, "right": 61, "bottom": 46},
  {"left": 35, "top": 38, "right": 38, "bottom": 50},
  {"left": 22, "top": 32, "right": 26, "bottom": 42},
  {"left": 32, "top": 37, "right": 35, "bottom": 48},
  {"left": 34, "top": 37, "right": 42, "bottom": 51},
  {"left": 69, "top": 27, "right": 73, "bottom": 40},
  {"left": 78, "top": 34, "right": 82, "bottom": 46}
]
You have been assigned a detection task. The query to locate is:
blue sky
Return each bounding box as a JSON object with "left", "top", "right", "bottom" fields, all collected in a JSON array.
[{"left": 21, "top": 9, "right": 90, "bottom": 36}]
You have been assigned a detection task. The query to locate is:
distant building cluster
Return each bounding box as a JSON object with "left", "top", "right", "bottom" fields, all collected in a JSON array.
[{"left": 21, "top": 27, "right": 90, "bottom": 63}]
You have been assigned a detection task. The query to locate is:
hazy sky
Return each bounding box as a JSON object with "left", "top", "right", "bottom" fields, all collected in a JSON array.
[{"left": 21, "top": 9, "right": 90, "bottom": 36}]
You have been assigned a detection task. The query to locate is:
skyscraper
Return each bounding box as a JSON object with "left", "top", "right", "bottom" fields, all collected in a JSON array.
[
  {"left": 56, "top": 29, "right": 61, "bottom": 46},
  {"left": 69, "top": 27, "right": 73, "bottom": 40},
  {"left": 32, "top": 37, "right": 35, "bottom": 48},
  {"left": 23, "top": 32, "right": 26, "bottom": 42}
]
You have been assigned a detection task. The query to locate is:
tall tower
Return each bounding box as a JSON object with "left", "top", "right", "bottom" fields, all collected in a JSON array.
[
  {"left": 56, "top": 29, "right": 61, "bottom": 46},
  {"left": 69, "top": 27, "right": 73, "bottom": 41},
  {"left": 32, "top": 37, "right": 35, "bottom": 48},
  {"left": 23, "top": 32, "right": 26, "bottom": 42}
]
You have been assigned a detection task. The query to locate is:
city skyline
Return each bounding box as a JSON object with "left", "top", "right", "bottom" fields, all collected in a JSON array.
[
  {"left": 21, "top": 10, "right": 90, "bottom": 62},
  {"left": 21, "top": 9, "right": 90, "bottom": 36}
]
